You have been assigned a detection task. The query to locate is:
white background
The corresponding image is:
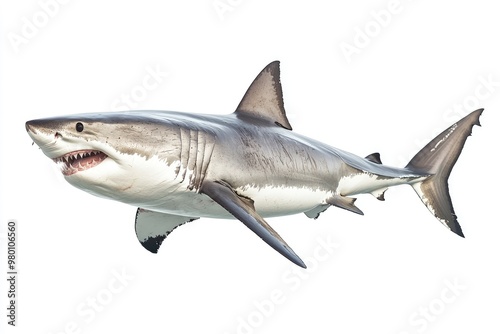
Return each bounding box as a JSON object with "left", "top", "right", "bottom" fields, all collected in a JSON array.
[{"left": 1, "top": 1, "right": 499, "bottom": 333}]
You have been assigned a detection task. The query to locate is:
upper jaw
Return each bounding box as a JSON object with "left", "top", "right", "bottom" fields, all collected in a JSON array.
[{"left": 53, "top": 150, "right": 108, "bottom": 176}]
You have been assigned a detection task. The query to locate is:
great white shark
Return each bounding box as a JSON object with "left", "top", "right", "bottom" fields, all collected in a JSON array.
[{"left": 26, "top": 61, "right": 483, "bottom": 268}]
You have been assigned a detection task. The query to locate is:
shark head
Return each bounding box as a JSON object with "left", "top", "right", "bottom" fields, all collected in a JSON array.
[
  {"left": 26, "top": 117, "right": 109, "bottom": 176},
  {"left": 25, "top": 111, "right": 184, "bottom": 202}
]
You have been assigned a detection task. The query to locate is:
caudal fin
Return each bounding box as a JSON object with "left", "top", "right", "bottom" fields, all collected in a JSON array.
[{"left": 406, "top": 109, "right": 483, "bottom": 237}]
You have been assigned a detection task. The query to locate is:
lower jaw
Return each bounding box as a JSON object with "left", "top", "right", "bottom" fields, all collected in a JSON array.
[{"left": 60, "top": 159, "right": 106, "bottom": 176}]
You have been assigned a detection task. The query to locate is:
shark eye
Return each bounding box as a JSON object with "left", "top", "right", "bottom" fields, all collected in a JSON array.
[{"left": 76, "top": 122, "right": 84, "bottom": 132}]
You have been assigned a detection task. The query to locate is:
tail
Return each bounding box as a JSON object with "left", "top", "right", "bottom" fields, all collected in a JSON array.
[{"left": 405, "top": 109, "right": 483, "bottom": 237}]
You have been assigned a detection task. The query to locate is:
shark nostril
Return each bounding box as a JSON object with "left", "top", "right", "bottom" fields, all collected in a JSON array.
[{"left": 55, "top": 132, "right": 62, "bottom": 139}]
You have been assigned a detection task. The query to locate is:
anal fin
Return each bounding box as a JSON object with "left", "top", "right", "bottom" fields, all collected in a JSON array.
[
  {"left": 135, "top": 208, "right": 198, "bottom": 253},
  {"left": 201, "top": 180, "right": 306, "bottom": 268}
]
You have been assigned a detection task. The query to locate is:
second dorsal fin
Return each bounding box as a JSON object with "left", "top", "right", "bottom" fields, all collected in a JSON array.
[
  {"left": 365, "top": 152, "right": 382, "bottom": 164},
  {"left": 234, "top": 61, "right": 293, "bottom": 130}
]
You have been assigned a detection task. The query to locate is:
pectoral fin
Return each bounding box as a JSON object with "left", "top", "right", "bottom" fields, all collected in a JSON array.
[
  {"left": 135, "top": 208, "right": 198, "bottom": 253},
  {"left": 201, "top": 180, "right": 306, "bottom": 268}
]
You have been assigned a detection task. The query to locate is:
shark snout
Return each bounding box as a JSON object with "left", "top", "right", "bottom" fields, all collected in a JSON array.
[
  {"left": 25, "top": 119, "right": 51, "bottom": 136},
  {"left": 25, "top": 120, "right": 36, "bottom": 133},
  {"left": 25, "top": 120, "right": 46, "bottom": 143},
  {"left": 25, "top": 119, "right": 63, "bottom": 141},
  {"left": 25, "top": 119, "right": 64, "bottom": 155}
]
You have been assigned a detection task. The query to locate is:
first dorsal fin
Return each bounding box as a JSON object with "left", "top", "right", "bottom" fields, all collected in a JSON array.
[{"left": 235, "top": 61, "right": 293, "bottom": 130}]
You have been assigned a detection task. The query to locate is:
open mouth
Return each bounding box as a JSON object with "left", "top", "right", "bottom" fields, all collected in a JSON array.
[{"left": 53, "top": 150, "right": 108, "bottom": 176}]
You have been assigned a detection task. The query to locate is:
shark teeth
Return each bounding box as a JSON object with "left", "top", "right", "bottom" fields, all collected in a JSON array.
[{"left": 53, "top": 150, "right": 108, "bottom": 176}]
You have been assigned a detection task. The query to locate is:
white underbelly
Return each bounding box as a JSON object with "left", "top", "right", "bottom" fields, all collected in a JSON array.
[
  {"left": 69, "top": 154, "right": 330, "bottom": 219},
  {"left": 236, "top": 184, "right": 330, "bottom": 217},
  {"left": 141, "top": 184, "right": 330, "bottom": 219}
]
